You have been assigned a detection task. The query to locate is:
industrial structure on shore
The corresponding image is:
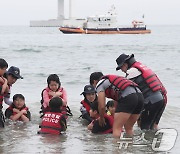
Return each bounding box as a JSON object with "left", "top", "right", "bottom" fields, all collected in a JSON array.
[{"left": 30, "top": 0, "right": 83, "bottom": 27}]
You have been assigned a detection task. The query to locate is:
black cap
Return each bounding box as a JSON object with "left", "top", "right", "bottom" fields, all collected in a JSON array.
[
  {"left": 7, "top": 66, "right": 23, "bottom": 79},
  {"left": 116, "top": 54, "right": 134, "bottom": 71},
  {"left": 81, "top": 85, "right": 96, "bottom": 95}
]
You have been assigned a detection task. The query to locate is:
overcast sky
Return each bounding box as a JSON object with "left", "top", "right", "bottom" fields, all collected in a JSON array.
[{"left": 0, "top": 0, "right": 180, "bottom": 26}]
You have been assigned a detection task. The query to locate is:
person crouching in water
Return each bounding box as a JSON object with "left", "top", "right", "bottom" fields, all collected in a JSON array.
[
  {"left": 80, "top": 85, "right": 97, "bottom": 124},
  {"left": 38, "top": 97, "right": 67, "bottom": 135},
  {"left": 5, "top": 94, "right": 31, "bottom": 122},
  {"left": 106, "top": 100, "right": 116, "bottom": 116},
  {"left": 88, "top": 101, "right": 114, "bottom": 134},
  {"left": 96, "top": 75, "right": 144, "bottom": 138}
]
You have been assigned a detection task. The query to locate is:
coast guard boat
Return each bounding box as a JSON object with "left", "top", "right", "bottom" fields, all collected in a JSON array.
[{"left": 59, "top": 6, "right": 151, "bottom": 34}]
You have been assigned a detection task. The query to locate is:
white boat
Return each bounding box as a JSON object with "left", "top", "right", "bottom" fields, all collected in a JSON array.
[{"left": 59, "top": 6, "right": 151, "bottom": 34}]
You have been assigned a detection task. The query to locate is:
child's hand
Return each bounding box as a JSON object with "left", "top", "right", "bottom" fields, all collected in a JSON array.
[
  {"left": 54, "top": 91, "right": 62, "bottom": 97},
  {"left": 13, "top": 108, "right": 20, "bottom": 113},
  {"left": 21, "top": 109, "right": 27, "bottom": 114},
  {"left": 48, "top": 91, "right": 55, "bottom": 96}
]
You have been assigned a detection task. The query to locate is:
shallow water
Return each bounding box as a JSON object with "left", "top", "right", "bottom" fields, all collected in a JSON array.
[{"left": 0, "top": 25, "right": 180, "bottom": 153}]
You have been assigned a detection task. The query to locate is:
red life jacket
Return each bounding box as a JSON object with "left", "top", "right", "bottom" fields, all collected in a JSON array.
[
  {"left": 101, "top": 75, "right": 138, "bottom": 101},
  {"left": 132, "top": 62, "right": 167, "bottom": 103},
  {"left": 7, "top": 106, "right": 29, "bottom": 121},
  {"left": 81, "top": 100, "right": 91, "bottom": 113},
  {"left": 39, "top": 112, "right": 64, "bottom": 135},
  {"left": 0, "top": 82, "right": 4, "bottom": 108}
]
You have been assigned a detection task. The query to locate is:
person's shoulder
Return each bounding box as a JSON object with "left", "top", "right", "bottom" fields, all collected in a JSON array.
[
  {"left": 96, "top": 79, "right": 106, "bottom": 87},
  {"left": 42, "top": 87, "right": 49, "bottom": 93},
  {"left": 5, "top": 107, "right": 13, "bottom": 117},
  {"left": 25, "top": 106, "right": 30, "bottom": 110},
  {"left": 58, "top": 87, "right": 66, "bottom": 93},
  {"left": 127, "top": 68, "right": 141, "bottom": 79}
]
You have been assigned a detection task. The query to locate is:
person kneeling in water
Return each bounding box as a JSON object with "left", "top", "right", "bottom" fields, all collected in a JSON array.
[
  {"left": 5, "top": 94, "right": 31, "bottom": 122},
  {"left": 38, "top": 97, "right": 67, "bottom": 135},
  {"left": 88, "top": 101, "right": 114, "bottom": 134},
  {"left": 80, "top": 85, "right": 97, "bottom": 124}
]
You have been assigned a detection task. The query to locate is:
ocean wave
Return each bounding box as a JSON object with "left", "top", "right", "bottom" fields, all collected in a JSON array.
[{"left": 14, "top": 48, "right": 42, "bottom": 53}]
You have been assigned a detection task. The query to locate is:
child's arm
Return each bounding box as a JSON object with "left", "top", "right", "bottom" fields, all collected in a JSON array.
[
  {"left": 59, "top": 88, "right": 67, "bottom": 106},
  {"left": 43, "top": 90, "right": 51, "bottom": 108},
  {"left": 20, "top": 111, "right": 30, "bottom": 122},
  {"left": 0, "top": 77, "right": 8, "bottom": 94},
  {"left": 10, "top": 109, "right": 26, "bottom": 121},
  {"left": 50, "top": 89, "right": 67, "bottom": 106},
  {"left": 21, "top": 110, "right": 31, "bottom": 122},
  {"left": 20, "top": 108, "right": 31, "bottom": 122}
]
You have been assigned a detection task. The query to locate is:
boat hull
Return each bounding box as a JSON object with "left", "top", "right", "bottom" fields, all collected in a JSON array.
[{"left": 59, "top": 27, "right": 151, "bottom": 34}]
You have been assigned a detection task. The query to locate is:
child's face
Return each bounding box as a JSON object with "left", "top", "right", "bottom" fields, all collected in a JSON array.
[
  {"left": 49, "top": 81, "right": 59, "bottom": 92},
  {"left": 0, "top": 67, "right": 7, "bottom": 76},
  {"left": 85, "top": 93, "right": 96, "bottom": 102},
  {"left": 14, "top": 98, "right": 25, "bottom": 109},
  {"left": 108, "top": 106, "right": 115, "bottom": 115}
]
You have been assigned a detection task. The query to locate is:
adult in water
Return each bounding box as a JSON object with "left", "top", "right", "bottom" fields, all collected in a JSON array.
[
  {"left": 96, "top": 74, "right": 144, "bottom": 138},
  {"left": 115, "top": 53, "right": 167, "bottom": 130}
]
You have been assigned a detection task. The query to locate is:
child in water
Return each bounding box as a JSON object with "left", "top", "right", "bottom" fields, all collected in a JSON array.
[
  {"left": 106, "top": 100, "right": 115, "bottom": 116},
  {"left": 87, "top": 101, "right": 114, "bottom": 134},
  {"left": 80, "top": 85, "right": 97, "bottom": 124},
  {"left": 38, "top": 97, "right": 67, "bottom": 135},
  {"left": 41, "top": 74, "right": 71, "bottom": 117},
  {"left": 5, "top": 94, "right": 31, "bottom": 122}
]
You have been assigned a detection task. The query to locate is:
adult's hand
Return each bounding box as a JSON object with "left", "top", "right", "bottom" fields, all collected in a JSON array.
[{"left": 99, "top": 117, "right": 106, "bottom": 127}]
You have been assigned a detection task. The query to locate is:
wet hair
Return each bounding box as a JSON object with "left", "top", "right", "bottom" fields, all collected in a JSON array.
[
  {"left": 0, "top": 58, "right": 8, "bottom": 69},
  {"left": 106, "top": 100, "right": 114, "bottom": 109},
  {"left": 47, "top": 74, "right": 61, "bottom": 89},
  {"left": 90, "top": 101, "right": 99, "bottom": 114},
  {"left": 13, "top": 94, "right": 25, "bottom": 102},
  {"left": 89, "top": 72, "right": 103, "bottom": 85},
  {"left": 49, "top": 97, "right": 63, "bottom": 112}
]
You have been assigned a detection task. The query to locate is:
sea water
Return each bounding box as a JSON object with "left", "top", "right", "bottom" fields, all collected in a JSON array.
[{"left": 0, "top": 25, "right": 180, "bottom": 153}]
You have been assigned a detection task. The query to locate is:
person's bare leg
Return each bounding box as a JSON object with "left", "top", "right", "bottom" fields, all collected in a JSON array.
[
  {"left": 154, "top": 123, "right": 158, "bottom": 130},
  {"left": 124, "top": 114, "right": 140, "bottom": 136},
  {"left": 113, "top": 112, "right": 131, "bottom": 138}
]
